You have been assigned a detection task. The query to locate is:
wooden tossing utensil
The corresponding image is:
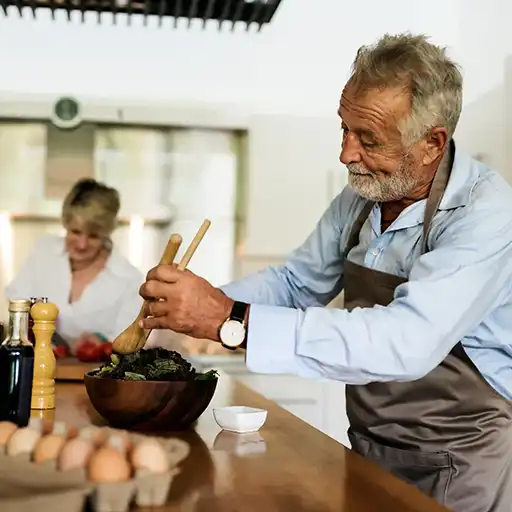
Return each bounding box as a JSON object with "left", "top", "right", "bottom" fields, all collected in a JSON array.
[
  {"left": 112, "top": 219, "right": 212, "bottom": 355},
  {"left": 112, "top": 233, "right": 183, "bottom": 355},
  {"left": 141, "top": 218, "right": 212, "bottom": 348},
  {"left": 176, "top": 218, "right": 211, "bottom": 271}
]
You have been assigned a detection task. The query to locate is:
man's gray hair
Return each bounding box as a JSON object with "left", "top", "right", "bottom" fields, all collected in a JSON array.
[{"left": 349, "top": 33, "right": 463, "bottom": 145}]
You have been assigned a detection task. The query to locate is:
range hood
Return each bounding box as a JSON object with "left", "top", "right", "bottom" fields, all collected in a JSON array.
[{"left": 0, "top": 0, "right": 283, "bottom": 31}]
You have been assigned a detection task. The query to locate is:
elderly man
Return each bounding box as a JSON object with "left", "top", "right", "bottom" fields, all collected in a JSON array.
[{"left": 140, "top": 33, "right": 512, "bottom": 511}]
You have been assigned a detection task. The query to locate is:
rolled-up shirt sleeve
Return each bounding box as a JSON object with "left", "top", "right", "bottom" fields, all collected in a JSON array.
[{"left": 244, "top": 204, "right": 512, "bottom": 384}]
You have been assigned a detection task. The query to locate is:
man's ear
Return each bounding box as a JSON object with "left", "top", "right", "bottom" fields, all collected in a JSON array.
[{"left": 422, "top": 127, "right": 448, "bottom": 165}]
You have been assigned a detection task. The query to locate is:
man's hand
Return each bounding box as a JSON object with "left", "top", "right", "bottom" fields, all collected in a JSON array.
[{"left": 138, "top": 264, "right": 234, "bottom": 341}]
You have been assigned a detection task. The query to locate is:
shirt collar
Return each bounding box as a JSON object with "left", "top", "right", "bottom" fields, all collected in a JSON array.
[
  {"left": 372, "top": 141, "right": 479, "bottom": 233},
  {"left": 438, "top": 143, "right": 476, "bottom": 210},
  {"left": 55, "top": 238, "right": 132, "bottom": 279}
]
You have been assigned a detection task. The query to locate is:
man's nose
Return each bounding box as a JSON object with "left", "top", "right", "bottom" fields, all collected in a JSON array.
[{"left": 339, "top": 133, "right": 362, "bottom": 165}]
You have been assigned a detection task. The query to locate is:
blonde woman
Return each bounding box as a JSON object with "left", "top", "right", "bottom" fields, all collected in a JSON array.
[{"left": 6, "top": 178, "right": 143, "bottom": 353}]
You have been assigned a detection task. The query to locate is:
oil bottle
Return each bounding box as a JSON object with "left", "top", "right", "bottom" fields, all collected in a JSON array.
[{"left": 0, "top": 299, "right": 35, "bottom": 426}]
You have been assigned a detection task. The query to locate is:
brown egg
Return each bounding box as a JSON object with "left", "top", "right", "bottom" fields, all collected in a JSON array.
[
  {"left": 88, "top": 435, "right": 131, "bottom": 483},
  {"left": 7, "top": 427, "right": 41, "bottom": 456},
  {"left": 58, "top": 436, "right": 95, "bottom": 471},
  {"left": 34, "top": 435, "right": 66, "bottom": 464},
  {"left": 33, "top": 422, "right": 68, "bottom": 464},
  {"left": 0, "top": 421, "right": 18, "bottom": 446},
  {"left": 131, "top": 438, "right": 170, "bottom": 474}
]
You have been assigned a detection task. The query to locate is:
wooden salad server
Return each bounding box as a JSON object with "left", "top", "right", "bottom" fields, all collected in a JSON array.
[{"left": 112, "top": 219, "right": 211, "bottom": 355}]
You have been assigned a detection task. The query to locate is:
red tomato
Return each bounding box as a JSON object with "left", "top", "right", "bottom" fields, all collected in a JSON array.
[
  {"left": 52, "top": 345, "right": 69, "bottom": 360},
  {"left": 101, "top": 343, "right": 113, "bottom": 361},
  {"left": 76, "top": 340, "right": 103, "bottom": 363}
]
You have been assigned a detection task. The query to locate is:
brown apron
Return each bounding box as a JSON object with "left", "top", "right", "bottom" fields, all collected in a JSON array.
[{"left": 344, "top": 143, "right": 512, "bottom": 512}]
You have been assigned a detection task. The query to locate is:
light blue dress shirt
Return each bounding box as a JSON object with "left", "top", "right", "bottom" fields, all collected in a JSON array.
[{"left": 221, "top": 147, "right": 512, "bottom": 400}]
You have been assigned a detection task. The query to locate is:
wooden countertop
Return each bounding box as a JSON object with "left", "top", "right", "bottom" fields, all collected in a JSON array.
[{"left": 48, "top": 376, "right": 450, "bottom": 512}]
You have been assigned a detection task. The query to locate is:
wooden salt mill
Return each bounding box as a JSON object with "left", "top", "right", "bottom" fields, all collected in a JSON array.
[{"left": 30, "top": 300, "right": 59, "bottom": 410}]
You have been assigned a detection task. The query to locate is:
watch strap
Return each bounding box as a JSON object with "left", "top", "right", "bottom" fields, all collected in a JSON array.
[{"left": 230, "top": 301, "right": 248, "bottom": 324}]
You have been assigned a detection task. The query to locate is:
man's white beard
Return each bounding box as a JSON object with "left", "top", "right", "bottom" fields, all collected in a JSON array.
[{"left": 347, "top": 160, "right": 419, "bottom": 202}]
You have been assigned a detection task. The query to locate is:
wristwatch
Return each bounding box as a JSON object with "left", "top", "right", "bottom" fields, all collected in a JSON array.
[{"left": 219, "top": 301, "right": 249, "bottom": 350}]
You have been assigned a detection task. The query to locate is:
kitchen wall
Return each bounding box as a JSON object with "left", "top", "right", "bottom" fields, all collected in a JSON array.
[{"left": 0, "top": 0, "right": 511, "bottom": 260}]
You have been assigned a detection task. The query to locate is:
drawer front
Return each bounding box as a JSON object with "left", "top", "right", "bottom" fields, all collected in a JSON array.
[
  {"left": 233, "top": 373, "right": 322, "bottom": 402},
  {"left": 279, "top": 402, "right": 323, "bottom": 430}
]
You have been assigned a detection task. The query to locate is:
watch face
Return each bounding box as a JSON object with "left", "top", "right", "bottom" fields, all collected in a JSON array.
[{"left": 219, "top": 319, "right": 246, "bottom": 348}]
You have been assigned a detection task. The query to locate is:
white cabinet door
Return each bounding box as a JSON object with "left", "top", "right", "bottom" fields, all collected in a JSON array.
[{"left": 245, "top": 114, "right": 341, "bottom": 256}]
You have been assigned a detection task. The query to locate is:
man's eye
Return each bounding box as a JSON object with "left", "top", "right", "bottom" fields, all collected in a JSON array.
[{"left": 361, "top": 140, "right": 377, "bottom": 149}]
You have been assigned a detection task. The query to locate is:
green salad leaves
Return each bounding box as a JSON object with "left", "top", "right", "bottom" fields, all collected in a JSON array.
[{"left": 96, "top": 348, "right": 218, "bottom": 382}]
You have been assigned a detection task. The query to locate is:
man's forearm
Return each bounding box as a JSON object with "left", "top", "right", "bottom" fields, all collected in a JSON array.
[{"left": 220, "top": 266, "right": 297, "bottom": 308}]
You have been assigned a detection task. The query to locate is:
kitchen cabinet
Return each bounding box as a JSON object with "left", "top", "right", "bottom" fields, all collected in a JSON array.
[{"left": 245, "top": 113, "right": 344, "bottom": 256}]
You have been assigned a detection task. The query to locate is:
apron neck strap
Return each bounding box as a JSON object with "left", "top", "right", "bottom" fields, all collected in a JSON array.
[
  {"left": 344, "top": 201, "right": 375, "bottom": 258},
  {"left": 421, "top": 139, "right": 455, "bottom": 252}
]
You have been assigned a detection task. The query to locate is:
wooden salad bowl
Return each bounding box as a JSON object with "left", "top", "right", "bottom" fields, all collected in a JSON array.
[{"left": 83, "top": 370, "right": 218, "bottom": 432}]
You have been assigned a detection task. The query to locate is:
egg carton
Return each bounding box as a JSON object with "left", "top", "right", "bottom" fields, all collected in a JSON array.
[
  {"left": 0, "top": 424, "right": 190, "bottom": 512},
  {"left": 89, "top": 428, "right": 190, "bottom": 511}
]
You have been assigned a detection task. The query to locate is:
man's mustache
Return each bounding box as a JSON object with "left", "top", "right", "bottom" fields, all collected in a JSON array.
[{"left": 347, "top": 164, "right": 375, "bottom": 176}]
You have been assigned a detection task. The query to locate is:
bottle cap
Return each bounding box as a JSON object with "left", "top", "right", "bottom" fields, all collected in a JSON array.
[{"left": 9, "top": 299, "right": 31, "bottom": 313}]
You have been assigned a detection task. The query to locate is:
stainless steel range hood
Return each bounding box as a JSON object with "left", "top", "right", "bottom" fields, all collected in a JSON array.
[{"left": 0, "top": 0, "right": 283, "bottom": 31}]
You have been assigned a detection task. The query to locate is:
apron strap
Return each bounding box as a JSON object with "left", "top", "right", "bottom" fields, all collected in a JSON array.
[
  {"left": 343, "top": 200, "right": 375, "bottom": 258},
  {"left": 421, "top": 140, "right": 455, "bottom": 253}
]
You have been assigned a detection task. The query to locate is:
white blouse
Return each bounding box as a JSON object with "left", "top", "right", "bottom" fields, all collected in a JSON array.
[{"left": 5, "top": 235, "right": 144, "bottom": 344}]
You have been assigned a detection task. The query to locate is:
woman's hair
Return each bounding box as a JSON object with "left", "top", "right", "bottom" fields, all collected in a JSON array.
[{"left": 62, "top": 178, "right": 120, "bottom": 237}]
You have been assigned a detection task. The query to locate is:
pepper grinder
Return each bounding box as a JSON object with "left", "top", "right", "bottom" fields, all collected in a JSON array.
[{"left": 31, "top": 301, "right": 59, "bottom": 410}]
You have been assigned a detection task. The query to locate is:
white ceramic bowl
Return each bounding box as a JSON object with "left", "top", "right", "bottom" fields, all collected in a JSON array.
[{"left": 213, "top": 406, "right": 268, "bottom": 434}]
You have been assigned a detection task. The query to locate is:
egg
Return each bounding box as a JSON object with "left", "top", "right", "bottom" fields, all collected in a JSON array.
[
  {"left": 130, "top": 438, "right": 170, "bottom": 474},
  {"left": 58, "top": 430, "right": 95, "bottom": 471},
  {"left": 88, "top": 435, "right": 131, "bottom": 483},
  {"left": 7, "top": 426, "right": 41, "bottom": 456},
  {"left": 0, "top": 421, "right": 18, "bottom": 447},
  {"left": 33, "top": 422, "right": 68, "bottom": 464}
]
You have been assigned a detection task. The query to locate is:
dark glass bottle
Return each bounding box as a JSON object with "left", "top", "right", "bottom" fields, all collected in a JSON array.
[{"left": 0, "top": 299, "right": 35, "bottom": 426}]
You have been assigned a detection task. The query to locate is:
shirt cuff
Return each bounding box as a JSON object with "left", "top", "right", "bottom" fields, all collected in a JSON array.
[{"left": 245, "top": 304, "right": 302, "bottom": 375}]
